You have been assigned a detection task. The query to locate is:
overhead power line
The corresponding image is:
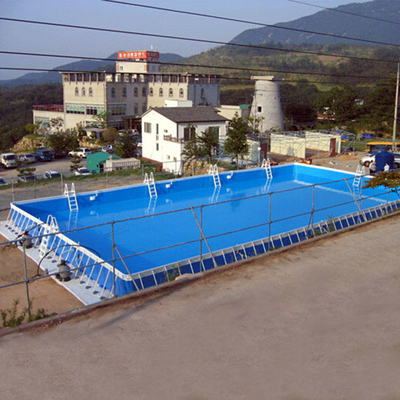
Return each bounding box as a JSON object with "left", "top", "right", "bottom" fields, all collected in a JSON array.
[
  {"left": 0, "top": 16, "right": 399, "bottom": 66},
  {"left": 288, "top": 0, "right": 400, "bottom": 26},
  {"left": 0, "top": 50, "right": 395, "bottom": 82},
  {"left": 102, "top": 0, "right": 400, "bottom": 48}
]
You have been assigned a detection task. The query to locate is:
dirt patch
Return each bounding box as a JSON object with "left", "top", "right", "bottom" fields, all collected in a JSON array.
[{"left": 0, "top": 235, "right": 83, "bottom": 317}]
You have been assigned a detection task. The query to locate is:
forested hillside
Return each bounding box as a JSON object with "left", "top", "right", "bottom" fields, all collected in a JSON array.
[{"left": 0, "top": 83, "right": 62, "bottom": 150}]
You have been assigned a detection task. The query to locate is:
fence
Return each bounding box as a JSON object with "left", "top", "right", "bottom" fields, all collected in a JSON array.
[
  {"left": 0, "top": 156, "right": 248, "bottom": 210},
  {"left": 1, "top": 170, "right": 400, "bottom": 322}
]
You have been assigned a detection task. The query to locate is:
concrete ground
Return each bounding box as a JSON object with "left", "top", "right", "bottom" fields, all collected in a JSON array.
[{"left": 1, "top": 213, "right": 400, "bottom": 400}]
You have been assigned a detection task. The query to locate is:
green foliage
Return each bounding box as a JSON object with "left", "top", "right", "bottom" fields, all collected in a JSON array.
[
  {"left": 363, "top": 171, "right": 400, "bottom": 191},
  {"left": 0, "top": 83, "right": 62, "bottom": 151},
  {"left": 114, "top": 132, "right": 138, "bottom": 158},
  {"left": 224, "top": 113, "right": 249, "bottom": 163},
  {"left": 102, "top": 127, "right": 118, "bottom": 143},
  {"left": 46, "top": 131, "right": 79, "bottom": 153},
  {"left": 92, "top": 111, "right": 111, "bottom": 128},
  {"left": 182, "top": 125, "right": 219, "bottom": 159},
  {"left": 70, "top": 155, "right": 82, "bottom": 172},
  {"left": 0, "top": 298, "right": 57, "bottom": 328}
]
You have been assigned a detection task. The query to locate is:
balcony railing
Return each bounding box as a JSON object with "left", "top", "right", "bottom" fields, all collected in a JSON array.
[{"left": 163, "top": 134, "right": 185, "bottom": 144}]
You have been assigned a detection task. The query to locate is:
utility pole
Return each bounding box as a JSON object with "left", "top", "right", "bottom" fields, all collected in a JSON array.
[{"left": 393, "top": 63, "right": 399, "bottom": 152}]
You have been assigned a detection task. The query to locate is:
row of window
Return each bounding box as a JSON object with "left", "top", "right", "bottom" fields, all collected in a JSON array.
[
  {"left": 66, "top": 104, "right": 104, "bottom": 115},
  {"left": 110, "top": 87, "right": 185, "bottom": 99},
  {"left": 74, "top": 86, "right": 187, "bottom": 99}
]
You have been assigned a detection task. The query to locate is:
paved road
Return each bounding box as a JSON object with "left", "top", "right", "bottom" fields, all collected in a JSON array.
[{"left": 1, "top": 214, "right": 399, "bottom": 400}]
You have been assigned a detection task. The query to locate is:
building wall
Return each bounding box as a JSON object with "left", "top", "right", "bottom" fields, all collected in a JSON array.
[
  {"left": 270, "top": 134, "right": 306, "bottom": 158},
  {"left": 250, "top": 76, "right": 284, "bottom": 133},
  {"left": 142, "top": 109, "right": 227, "bottom": 174},
  {"left": 35, "top": 71, "right": 221, "bottom": 131}
]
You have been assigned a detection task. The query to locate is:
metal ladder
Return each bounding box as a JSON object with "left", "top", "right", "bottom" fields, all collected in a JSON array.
[
  {"left": 144, "top": 172, "right": 157, "bottom": 198},
  {"left": 353, "top": 165, "right": 365, "bottom": 188},
  {"left": 64, "top": 183, "right": 79, "bottom": 211},
  {"left": 262, "top": 158, "right": 273, "bottom": 180},
  {"left": 208, "top": 165, "right": 221, "bottom": 188},
  {"left": 39, "top": 215, "right": 59, "bottom": 257}
]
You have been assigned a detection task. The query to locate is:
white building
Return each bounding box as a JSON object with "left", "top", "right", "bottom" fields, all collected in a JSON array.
[
  {"left": 250, "top": 76, "right": 284, "bottom": 133},
  {"left": 141, "top": 107, "right": 228, "bottom": 174},
  {"left": 33, "top": 51, "right": 221, "bottom": 132}
]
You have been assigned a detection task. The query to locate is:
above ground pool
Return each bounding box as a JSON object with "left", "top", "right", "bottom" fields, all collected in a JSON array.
[{"left": 7, "top": 163, "right": 399, "bottom": 298}]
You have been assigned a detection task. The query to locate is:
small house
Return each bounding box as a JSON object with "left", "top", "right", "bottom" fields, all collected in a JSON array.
[{"left": 86, "top": 152, "right": 121, "bottom": 173}]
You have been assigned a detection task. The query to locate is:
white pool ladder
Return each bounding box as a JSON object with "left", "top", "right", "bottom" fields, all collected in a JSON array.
[
  {"left": 353, "top": 165, "right": 365, "bottom": 188},
  {"left": 208, "top": 165, "right": 221, "bottom": 188},
  {"left": 262, "top": 158, "right": 273, "bottom": 180},
  {"left": 39, "top": 215, "right": 59, "bottom": 257},
  {"left": 64, "top": 183, "right": 79, "bottom": 211},
  {"left": 144, "top": 172, "right": 157, "bottom": 198}
]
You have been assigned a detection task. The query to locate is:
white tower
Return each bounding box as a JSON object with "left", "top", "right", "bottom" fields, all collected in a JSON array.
[{"left": 250, "top": 76, "right": 284, "bottom": 132}]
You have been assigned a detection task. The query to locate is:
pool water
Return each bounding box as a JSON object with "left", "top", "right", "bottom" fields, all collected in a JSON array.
[{"left": 11, "top": 163, "right": 393, "bottom": 295}]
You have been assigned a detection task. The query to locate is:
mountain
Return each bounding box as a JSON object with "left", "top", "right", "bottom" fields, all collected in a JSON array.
[
  {"left": 0, "top": 53, "right": 184, "bottom": 88},
  {"left": 230, "top": 0, "right": 400, "bottom": 47}
]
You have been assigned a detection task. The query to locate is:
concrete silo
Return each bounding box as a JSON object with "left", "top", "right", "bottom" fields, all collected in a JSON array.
[{"left": 250, "top": 76, "right": 284, "bottom": 132}]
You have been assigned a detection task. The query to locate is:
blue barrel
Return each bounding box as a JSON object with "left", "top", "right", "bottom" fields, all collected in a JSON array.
[{"left": 375, "top": 151, "right": 394, "bottom": 172}]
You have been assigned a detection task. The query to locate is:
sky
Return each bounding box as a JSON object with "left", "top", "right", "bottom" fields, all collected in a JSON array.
[{"left": 0, "top": 0, "right": 372, "bottom": 81}]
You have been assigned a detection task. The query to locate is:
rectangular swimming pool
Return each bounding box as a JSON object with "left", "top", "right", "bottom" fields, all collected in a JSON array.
[{"left": 6, "top": 163, "right": 399, "bottom": 298}]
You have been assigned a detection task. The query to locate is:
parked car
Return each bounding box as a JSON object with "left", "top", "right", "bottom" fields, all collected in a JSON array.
[
  {"left": 73, "top": 167, "right": 93, "bottom": 176},
  {"left": 0, "top": 153, "right": 17, "bottom": 168},
  {"left": 0, "top": 177, "right": 9, "bottom": 186},
  {"left": 35, "top": 149, "right": 54, "bottom": 162},
  {"left": 18, "top": 153, "right": 36, "bottom": 164},
  {"left": 51, "top": 150, "right": 67, "bottom": 159},
  {"left": 68, "top": 148, "right": 92, "bottom": 158},
  {"left": 361, "top": 133, "right": 376, "bottom": 140},
  {"left": 18, "top": 173, "right": 37, "bottom": 183},
  {"left": 359, "top": 153, "right": 400, "bottom": 168},
  {"left": 102, "top": 144, "right": 113, "bottom": 153},
  {"left": 43, "top": 170, "right": 62, "bottom": 179}
]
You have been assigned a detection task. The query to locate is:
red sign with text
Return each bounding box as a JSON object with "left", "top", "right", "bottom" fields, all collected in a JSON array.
[{"left": 117, "top": 51, "right": 159, "bottom": 60}]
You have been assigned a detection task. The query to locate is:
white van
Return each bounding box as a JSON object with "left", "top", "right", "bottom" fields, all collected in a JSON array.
[
  {"left": 0, "top": 153, "right": 18, "bottom": 168},
  {"left": 68, "top": 148, "right": 92, "bottom": 158}
]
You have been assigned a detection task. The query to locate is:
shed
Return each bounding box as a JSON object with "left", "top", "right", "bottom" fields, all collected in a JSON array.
[
  {"left": 375, "top": 151, "right": 394, "bottom": 172},
  {"left": 86, "top": 152, "right": 121, "bottom": 173}
]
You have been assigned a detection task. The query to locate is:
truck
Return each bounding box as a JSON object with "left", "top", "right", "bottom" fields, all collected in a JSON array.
[{"left": 0, "top": 153, "right": 18, "bottom": 168}]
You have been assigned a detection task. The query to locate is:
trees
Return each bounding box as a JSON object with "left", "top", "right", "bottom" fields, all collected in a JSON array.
[
  {"left": 224, "top": 113, "right": 249, "bottom": 164},
  {"left": 114, "top": 131, "right": 138, "bottom": 158},
  {"left": 93, "top": 111, "right": 111, "bottom": 129},
  {"left": 181, "top": 125, "right": 220, "bottom": 159},
  {"left": 102, "top": 127, "right": 118, "bottom": 143},
  {"left": 46, "top": 131, "right": 79, "bottom": 154}
]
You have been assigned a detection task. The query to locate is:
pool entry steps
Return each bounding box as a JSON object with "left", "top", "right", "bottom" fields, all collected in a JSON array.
[
  {"left": 144, "top": 172, "right": 158, "bottom": 198},
  {"left": 208, "top": 165, "right": 221, "bottom": 188},
  {"left": 64, "top": 183, "right": 79, "bottom": 211},
  {"left": 1, "top": 162, "right": 400, "bottom": 305}
]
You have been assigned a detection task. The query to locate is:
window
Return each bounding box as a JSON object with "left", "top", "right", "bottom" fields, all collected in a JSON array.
[
  {"left": 89, "top": 88, "right": 93, "bottom": 97},
  {"left": 123, "top": 88, "right": 127, "bottom": 97},
  {"left": 159, "top": 88, "right": 163, "bottom": 97},
  {"left": 86, "top": 105, "right": 105, "bottom": 115},
  {"left": 134, "top": 87, "right": 138, "bottom": 97},
  {"left": 257, "top": 106, "right": 262, "bottom": 113},
  {"left": 82, "top": 88, "right": 86, "bottom": 97},
  {"left": 149, "top": 88, "right": 153, "bottom": 96},
  {"left": 111, "top": 88, "right": 116, "bottom": 98},
  {"left": 184, "top": 126, "right": 196, "bottom": 141},
  {"left": 144, "top": 122, "right": 152, "bottom": 133},
  {"left": 156, "top": 143, "right": 159, "bottom": 151},
  {"left": 209, "top": 126, "right": 220, "bottom": 140},
  {"left": 134, "top": 103, "right": 139, "bottom": 115},
  {"left": 75, "top": 87, "right": 79, "bottom": 96},
  {"left": 142, "top": 104, "right": 147, "bottom": 113},
  {"left": 169, "top": 88, "right": 173, "bottom": 98},
  {"left": 66, "top": 103, "right": 85, "bottom": 114},
  {"left": 142, "top": 87, "right": 146, "bottom": 96},
  {"left": 110, "top": 104, "right": 126, "bottom": 115},
  {"left": 156, "top": 124, "right": 159, "bottom": 135},
  {"left": 179, "top": 89, "right": 184, "bottom": 98}
]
